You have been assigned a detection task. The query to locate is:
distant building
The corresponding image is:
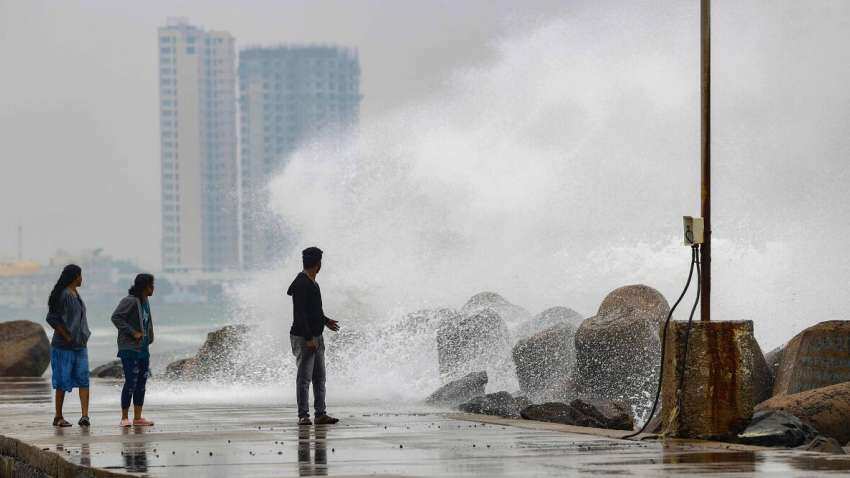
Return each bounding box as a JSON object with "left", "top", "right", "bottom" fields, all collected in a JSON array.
[
  {"left": 0, "top": 249, "right": 138, "bottom": 308},
  {"left": 158, "top": 18, "right": 240, "bottom": 273},
  {"left": 0, "top": 260, "right": 47, "bottom": 308},
  {"left": 238, "top": 45, "right": 361, "bottom": 269}
]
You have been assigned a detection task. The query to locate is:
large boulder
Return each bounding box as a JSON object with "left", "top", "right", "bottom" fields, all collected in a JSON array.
[
  {"left": 426, "top": 371, "right": 487, "bottom": 406},
  {"left": 520, "top": 398, "right": 634, "bottom": 430},
  {"left": 515, "top": 306, "right": 584, "bottom": 339},
  {"left": 756, "top": 381, "right": 850, "bottom": 444},
  {"left": 574, "top": 285, "right": 669, "bottom": 418},
  {"left": 0, "top": 321, "right": 50, "bottom": 377},
  {"left": 436, "top": 308, "right": 511, "bottom": 383},
  {"left": 736, "top": 410, "right": 818, "bottom": 447},
  {"left": 461, "top": 292, "right": 531, "bottom": 329},
  {"left": 457, "top": 391, "right": 529, "bottom": 418},
  {"left": 165, "top": 325, "right": 250, "bottom": 380},
  {"left": 512, "top": 322, "right": 578, "bottom": 401},
  {"left": 773, "top": 321, "right": 850, "bottom": 396},
  {"left": 90, "top": 360, "right": 123, "bottom": 378}
]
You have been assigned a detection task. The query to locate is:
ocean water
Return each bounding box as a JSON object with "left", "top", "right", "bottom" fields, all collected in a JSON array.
[{"left": 1, "top": 302, "right": 233, "bottom": 374}]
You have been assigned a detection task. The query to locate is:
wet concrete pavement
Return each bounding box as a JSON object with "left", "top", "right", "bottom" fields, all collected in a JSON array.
[{"left": 3, "top": 378, "right": 850, "bottom": 477}]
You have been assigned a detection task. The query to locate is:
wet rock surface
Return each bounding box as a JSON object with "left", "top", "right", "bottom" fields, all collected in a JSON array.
[
  {"left": 765, "top": 346, "right": 784, "bottom": 383},
  {"left": 515, "top": 306, "right": 584, "bottom": 339},
  {"left": 773, "top": 321, "right": 850, "bottom": 396},
  {"left": 802, "top": 436, "right": 846, "bottom": 454},
  {"left": 460, "top": 292, "right": 531, "bottom": 328},
  {"left": 756, "top": 380, "right": 850, "bottom": 444},
  {"left": 736, "top": 410, "right": 818, "bottom": 447},
  {"left": 661, "top": 320, "right": 768, "bottom": 439},
  {"left": 520, "top": 398, "right": 634, "bottom": 430},
  {"left": 393, "top": 308, "right": 459, "bottom": 335},
  {"left": 0, "top": 321, "right": 50, "bottom": 377},
  {"left": 512, "top": 322, "right": 578, "bottom": 402},
  {"left": 436, "top": 309, "right": 511, "bottom": 382},
  {"left": 90, "top": 360, "right": 123, "bottom": 378},
  {"left": 426, "top": 371, "right": 488, "bottom": 406},
  {"left": 574, "top": 285, "right": 669, "bottom": 417},
  {"left": 457, "top": 391, "right": 530, "bottom": 418},
  {"left": 165, "top": 325, "right": 250, "bottom": 380}
]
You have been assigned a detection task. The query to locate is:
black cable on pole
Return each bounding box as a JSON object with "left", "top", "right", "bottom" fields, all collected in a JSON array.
[
  {"left": 623, "top": 245, "right": 698, "bottom": 440},
  {"left": 676, "top": 247, "right": 702, "bottom": 417}
]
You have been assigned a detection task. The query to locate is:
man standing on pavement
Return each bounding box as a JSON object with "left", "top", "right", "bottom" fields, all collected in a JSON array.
[{"left": 288, "top": 247, "right": 340, "bottom": 425}]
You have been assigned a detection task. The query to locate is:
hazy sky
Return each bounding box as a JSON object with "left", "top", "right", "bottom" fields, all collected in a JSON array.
[
  {"left": 1, "top": 0, "right": 849, "bottom": 277},
  {"left": 0, "top": 0, "right": 565, "bottom": 268}
]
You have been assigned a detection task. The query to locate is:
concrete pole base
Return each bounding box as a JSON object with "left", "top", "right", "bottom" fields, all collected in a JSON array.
[{"left": 660, "top": 320, "right": 761, "bottom": 439}]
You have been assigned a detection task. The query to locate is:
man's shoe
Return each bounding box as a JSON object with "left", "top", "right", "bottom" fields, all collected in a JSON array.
[
  {"left": 315, "top": 414, "right": 339, "bottom": 425},
  {"left": 298, "top": 416, "right": 313, "bottom": 425},
  {"left": 53, "top": 416, "right": 72, "bottom": 427},
  {"left": 78, "top": 416, "right": 90, "bottom": 427}
]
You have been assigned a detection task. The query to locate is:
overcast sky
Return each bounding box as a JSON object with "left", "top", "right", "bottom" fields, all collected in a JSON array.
[
  {"left": 0, "top": 0, "right": 566, "bottom": 268},
  {"left": 1, "top": 0, "right": 849, "bottom": 277}
]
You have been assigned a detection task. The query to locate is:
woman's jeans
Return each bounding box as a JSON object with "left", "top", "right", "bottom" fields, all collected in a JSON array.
[{"left": 120, "top": 357, "right": 150, "bottom": 410}]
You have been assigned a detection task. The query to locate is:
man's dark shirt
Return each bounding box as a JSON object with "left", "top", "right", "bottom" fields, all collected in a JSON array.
[{"left": 287, "top": 272, "right": 328, "bottom": 340}]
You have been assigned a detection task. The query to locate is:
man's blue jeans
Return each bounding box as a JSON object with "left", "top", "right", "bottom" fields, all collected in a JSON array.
[{"left": 290, "top": 334, "right": 326, "bottom": 418}]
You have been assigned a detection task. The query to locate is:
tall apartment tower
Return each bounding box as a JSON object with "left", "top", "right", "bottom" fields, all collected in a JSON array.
[
  {"left": 158, "top": 19, "right": 240, "bottom": 272},
  {"left": 239, "top": 46, "right": 361, "bottom": 269}
]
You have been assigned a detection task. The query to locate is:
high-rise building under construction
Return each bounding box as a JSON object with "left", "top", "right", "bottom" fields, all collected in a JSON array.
[{"left": 239, "top": 45, "right": 361, "bottom": 269}]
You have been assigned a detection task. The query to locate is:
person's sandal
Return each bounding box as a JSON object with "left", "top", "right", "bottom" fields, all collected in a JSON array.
[
  {"left": 78, "top": 416, "right": 90, "bottom": 427},
  {"left": 120, "top": 418, "right": 132, "bottom": 428},
  {"left": 133, "top": 418, "right": 154, "bottom": 427},
  {"left": 298, "top": 416, "right": 313, "bottom": 426},
  {"left": 314, "top": 414, "right": 339, "bottom": 425},
  {"left": 53, "top": 417, "right": 72, "bottom": 427}
]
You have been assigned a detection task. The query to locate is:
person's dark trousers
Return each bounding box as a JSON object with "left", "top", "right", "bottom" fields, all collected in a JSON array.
[
  {"left": 120, "top": 357, "right": 150, "bottom": 409},
  {"left": 290, "top": 334, "right": 326, "bottom": 418}
]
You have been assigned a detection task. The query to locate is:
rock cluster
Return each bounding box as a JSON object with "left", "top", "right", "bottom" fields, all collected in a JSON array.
[{"left": 0, "top": 321, "right": 50, "bottom": 377}]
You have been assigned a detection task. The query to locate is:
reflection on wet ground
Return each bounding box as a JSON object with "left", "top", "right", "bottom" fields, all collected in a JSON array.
[
  {"left": 298, "top": 424, "right": 328, "bottom": 476},
  {"left": 3, "top": 379, "right": 850, "bottom": 477},
  {"left": 0, "top": 377, "right": 52, "bottom": 404}
]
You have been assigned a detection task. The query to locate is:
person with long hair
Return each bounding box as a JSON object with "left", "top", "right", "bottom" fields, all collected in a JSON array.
[
  {"left": 45, "top": 264, "right": 92, "bottom": 427},
  {"left": 111, "top": 273, "right": 156, "bottom": 427}
]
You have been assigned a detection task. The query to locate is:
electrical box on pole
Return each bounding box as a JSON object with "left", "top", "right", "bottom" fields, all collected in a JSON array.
[{"left": 683, "top": 216, "right": 705, "bottom": 246}]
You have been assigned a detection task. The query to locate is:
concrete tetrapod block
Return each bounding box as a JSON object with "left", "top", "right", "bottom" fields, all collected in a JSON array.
[
  {"left": 773, "top": 320, "right": 850, "bottom": 396},
  {"left": 661, "top": 320, "right": 766, "bottom": 439}
]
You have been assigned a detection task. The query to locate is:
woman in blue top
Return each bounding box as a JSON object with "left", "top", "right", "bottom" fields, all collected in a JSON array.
[
  {"left": 46, "top": 264, "right": 92, "bottom": 427},
  {"left": 111, "top": 273, "right": 156, "bottom": 427}
]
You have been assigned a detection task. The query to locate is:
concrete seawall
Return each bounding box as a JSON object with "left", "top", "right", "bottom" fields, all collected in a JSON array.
[{"left": 0, "top": 434, "right": 131, "bottom": 478}]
